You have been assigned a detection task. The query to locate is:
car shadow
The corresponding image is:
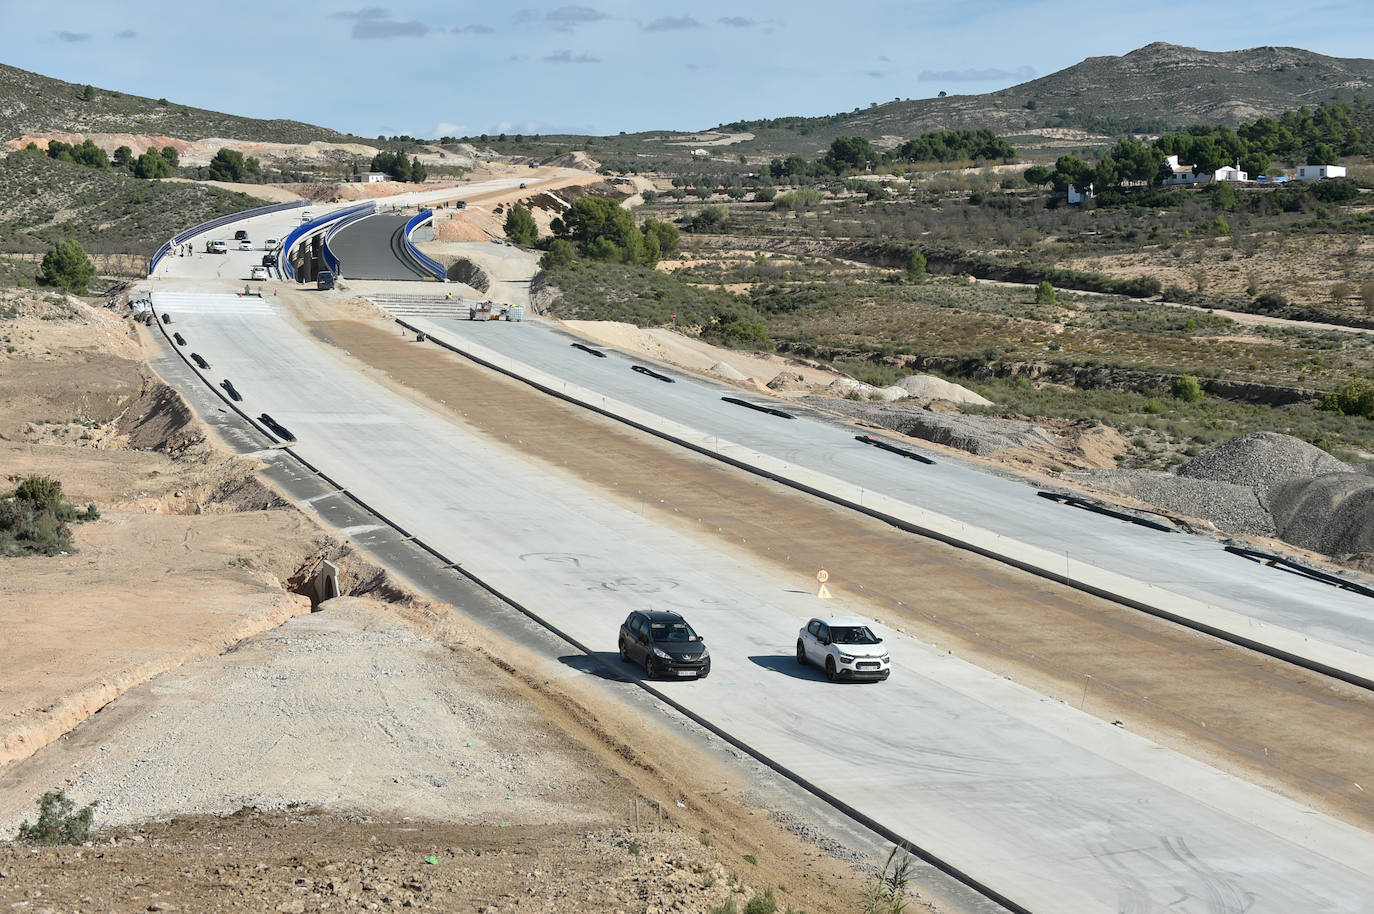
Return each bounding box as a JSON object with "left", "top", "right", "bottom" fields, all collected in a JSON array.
[
  {"left": 748, "top": 654, "right": 827, "bottom": 681},
  {"left": 557, "top": 652, "right": 636, "bottom": 682}
]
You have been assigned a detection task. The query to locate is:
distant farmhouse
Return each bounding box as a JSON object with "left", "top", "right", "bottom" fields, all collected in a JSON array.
[
  {"left": 349, "top": 172, "right": 389, "bottom": 183},
  {"left": 1160, "top": 155, "right": 1247, "bottom": 186},
  {"left": 1296, "top": 164, "right": 1346, "bottom": 180}
]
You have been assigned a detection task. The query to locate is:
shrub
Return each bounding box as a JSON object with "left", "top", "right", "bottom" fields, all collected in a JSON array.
[
  {"left": 1254, "top": 291, "right": 1289, "bottom": 310},
  {"left": 17, "top": 790, "right": 94, "bottom": 845},
  {"left": 1035, "top": 280, "right": 1056, "bottom": 305},
  {"left": 39, "top": 240, "right": 96, "bottom": 294},
  {"left": 1361, "top": 281, "right": 1374, "bottom": 313},
  {"left": 1171, "top": 375, "right": 1205, "bottom": 402},
  {"left": 539, "top": 238, "right": 577, "bottom": 270},
  {"left": 1322, "top": 381, "right": 1374, "bottom": 419},
  {"left": 742, "top": 888, "right": 776, "bottom": 914}
]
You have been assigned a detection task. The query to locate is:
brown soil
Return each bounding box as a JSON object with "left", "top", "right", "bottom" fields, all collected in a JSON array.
[
  {"left": 0, "top": 811, "right": 830, "bottom": 914},
  {"left": 309, "top": 314, "right": 1374, "bottom": 832}
]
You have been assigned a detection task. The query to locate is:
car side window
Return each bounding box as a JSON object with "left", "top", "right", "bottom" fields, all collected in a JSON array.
[
  {"left": 817, "top": 623, "right": 830, "bottom": 643},
  {"left": 808, "top": 620, "right": 821, "bottom": 638},
  {"left": 634, "top": 617, "right": 649, "bottom": 641}
]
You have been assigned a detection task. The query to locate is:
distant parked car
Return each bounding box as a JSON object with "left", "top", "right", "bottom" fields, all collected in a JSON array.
[
  {"left": 233, "top": 229, "right": 248, "bottom": 241},
  {"left": 519, "top": 182, "right": 527, "bottom": 189},
  {"left": 300, "top": 210, "right": 312, "bottom": 222},
  {"left": 261, "top": 254, "right": 276, "bottom": 267},
  {"left": 619, "top": 610, "right": 710, "bottom": 679},
  {"left": 207, "top": 240, "right": 228, "bottom": 254},
  {"left": 238, "top": 239, "right": 253, "bottom": 251},
  {"left": 797, "top": 617, "right": 890, "bottom": 682},
  {"left": 264, "top": 237, "right": 279, "bottom": 249},
  {"left": 249, "top": 265, "right": 268, "bottom": 281}
]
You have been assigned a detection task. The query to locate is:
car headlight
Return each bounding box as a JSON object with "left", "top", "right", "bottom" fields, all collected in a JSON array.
[
  {"left": 839, "top": 653, "right": 857, "bottom": 662},
  {"left": 880, "top": 654, "right": 890, "bottom": 662},
  {"left": 652, "top": 647, "right": 671, "bottom": 659}
]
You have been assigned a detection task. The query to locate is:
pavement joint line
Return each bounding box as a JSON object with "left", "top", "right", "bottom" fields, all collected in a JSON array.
[
  {"left": 143, "top": 291, "right": 1029, "bottom": 914},
  {"left": 392, "top": 314, "right": 1374, "bottom": 695}
]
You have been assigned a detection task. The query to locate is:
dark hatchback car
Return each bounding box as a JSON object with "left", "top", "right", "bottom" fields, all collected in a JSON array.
[{"left": 619, "top": 610, "right": 710, "bottom": 679}]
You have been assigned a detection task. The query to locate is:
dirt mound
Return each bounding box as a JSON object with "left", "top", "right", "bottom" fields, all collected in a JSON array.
[
  {"left": 1271, "top": 473, "right": 1374, "bottom": 555},
  {"left": 894, "top": 374, "right": 992, "bottom": 406},
  {"left": 445, "top": 257, "right": 491, "bottom": 292},
  {"left": 1177, "top": 432, "right": 1348, "bottom": 492},
  {"left": 541, "top": 150, "right": 600, "bottom": 171},
  {"left": 710, "top": 361, "right": 748, "bottom": 380}
]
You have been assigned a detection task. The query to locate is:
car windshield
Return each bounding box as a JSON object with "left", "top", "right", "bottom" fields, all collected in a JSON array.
[
  {"left": 650, "top": 621, "right": 697, "bottom": 643},
  {"left": 830, "top": 626, "right": 880, "bottom": 645}
]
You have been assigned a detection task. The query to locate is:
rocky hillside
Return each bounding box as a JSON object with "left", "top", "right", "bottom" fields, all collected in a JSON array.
[
  {"left": 724, "top": 43, "right": 1374, "bottom": 153},
  {"left": 0, "top": 62, "right": 348, "bottom": 144}
]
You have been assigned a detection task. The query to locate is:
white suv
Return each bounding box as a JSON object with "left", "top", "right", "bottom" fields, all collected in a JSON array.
[{"left": 797, "top": 617, "right": 890, "bottom": 682}]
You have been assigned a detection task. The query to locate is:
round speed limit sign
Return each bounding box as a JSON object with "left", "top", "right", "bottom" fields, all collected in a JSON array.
[{"left": 816, "top": 569, "right": 829, "bottom": 584}]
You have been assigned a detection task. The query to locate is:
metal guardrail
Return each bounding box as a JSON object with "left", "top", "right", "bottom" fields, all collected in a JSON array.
[
  {"left": 401, "top": 209, "right": 446, "bottom": 281},
  {"left": 280, "top": 202, "right": 376, "bottom": 281},
  {"left": 148, "top": 199, "right": 310, "bottom": 275}
]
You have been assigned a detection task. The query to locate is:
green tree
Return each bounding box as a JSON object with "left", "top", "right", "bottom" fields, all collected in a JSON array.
[
  {"left": 160, "top": 146, "right": 180, "bottom": 167},
  {"left": 539, "top": 238, "right": 577, "bottom": 270},
  {"left": 561, "top": 196, "right": 647, "bottom": 265},
  {"left": 206, "top": 147, "right": 249, "bottom": 182},
  {"left": 824, "top": 135, "right": 878, "bottom": 172},
  {"left": 409, "top": 156, "right": 427, "bottom": 183},
  {"left": 1023, "top": 165, "right": 1052, "bottom": 187},
  {"left": 503, "top": 204, "right": 538, "bottom": 246},
  {"left": 906, "top": 249, "right": 926, "bottom": 282},
  {"left": 1035, "top": 280, "right": 1057, "bottom": 305},
  {"left": 641, "top": 219, "right": 680, "bottom": 260},
  {"left": 39, "top": 240, "right": 96, "bottom": 294},
  {"left": 1310, "top": 143, "right": 1338, "bottom": 166},
  {"left": 112, "top": 145, "right": 133, "bottom": 168},
  {"left": 132, "top": 148, "right": 172, "bottom": 179},
  {"left": 1188, "top": 136, "right": 1226, "bottom": 176}
]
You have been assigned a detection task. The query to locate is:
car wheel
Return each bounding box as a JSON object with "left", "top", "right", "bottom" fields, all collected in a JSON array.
[
  {"left": 825, "top": 657, "right": 838, "bottom": 683},
  {"left": 796, "top": 641, "right": 807, "bottom": 666},
  {"left": 619, "top": 638, "right": 630, "bottom": 662},
  {"left": 644, "top": 655, "right": 658, "bottom": 680}
]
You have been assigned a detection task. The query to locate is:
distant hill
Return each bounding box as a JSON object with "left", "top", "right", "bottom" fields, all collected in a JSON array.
[
  {"left": 818, "top": 43, "right": 1374, "bottom": 140},
  {"left": 0, "top": 62, "right": 350, "bottom": 145}
]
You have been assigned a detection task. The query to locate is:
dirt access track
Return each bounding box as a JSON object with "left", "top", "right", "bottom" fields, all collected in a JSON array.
[{"left": 0, "top": 294, "right": 906, "bottom": 912}]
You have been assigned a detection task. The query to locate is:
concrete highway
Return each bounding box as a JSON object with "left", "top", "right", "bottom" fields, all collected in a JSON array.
[
  {"left": 149, "top": 288, "right": 1374, "bottom": 914},
  {"left": 392, "top": 312, "right": 1374, "bottom": 683}
]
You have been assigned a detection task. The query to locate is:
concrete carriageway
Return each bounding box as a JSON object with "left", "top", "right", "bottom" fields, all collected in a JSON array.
[{"left": 146, "top": 289, "right": 1374, "bottom": 914}]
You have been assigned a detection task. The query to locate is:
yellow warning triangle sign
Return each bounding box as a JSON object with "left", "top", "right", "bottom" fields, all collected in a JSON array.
[{"left": 817, "top": 583, "right": 833, "bottom": 599}]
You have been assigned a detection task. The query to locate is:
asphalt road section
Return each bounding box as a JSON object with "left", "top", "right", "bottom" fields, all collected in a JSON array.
[
  {"left": 148, "top": 290, "right": 1374, "bottom": 914},
  {"left": 328, "top": 213, "right": 432, "bottom": 281}
]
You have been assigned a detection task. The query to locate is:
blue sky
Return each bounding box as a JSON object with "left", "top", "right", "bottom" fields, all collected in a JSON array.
[{"left": 3, "top": 1, "right": 1373, "bottom": 139}]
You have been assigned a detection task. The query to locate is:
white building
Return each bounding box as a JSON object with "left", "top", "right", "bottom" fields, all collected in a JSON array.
[
  {"left": 350, "top": 172, "right": 389, "bottom": 183},
  {"left": 1296, "top": 164, "right": 1346, "bottom": 181},
  {"left": 1067, "top": 183, "right": 1094, "bottom": 204},
  {"left": 1160, "top": 154, "right": 1247, "bottom": 185}
]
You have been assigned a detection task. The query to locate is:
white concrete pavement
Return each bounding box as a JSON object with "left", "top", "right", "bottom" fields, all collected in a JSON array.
[
  {"left": 389, "top": 313, "right": 1374, "bottom": 687},
  {"left": 149, "top": 289, "right": 1374, "bottom": 914}
]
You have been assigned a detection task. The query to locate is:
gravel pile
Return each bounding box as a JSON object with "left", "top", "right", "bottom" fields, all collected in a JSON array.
[
  {"left": 894, "top": 374, "right": 992, "bottom": 406},
  {"left": 804, "top": 397, "right": 1054, "bottom": 455},
  {"left": 709, "top": 360, "right": 748, "bottom": 380},
  {"left": 1073, "top": 469, "right": 1276, "bottom": 536},
  {"left": 1177, "top": 432, "right": 1348, "bottom": 493},
  {"left": 1271, "top": 473, "right": 1374, "bottom": 555}
]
